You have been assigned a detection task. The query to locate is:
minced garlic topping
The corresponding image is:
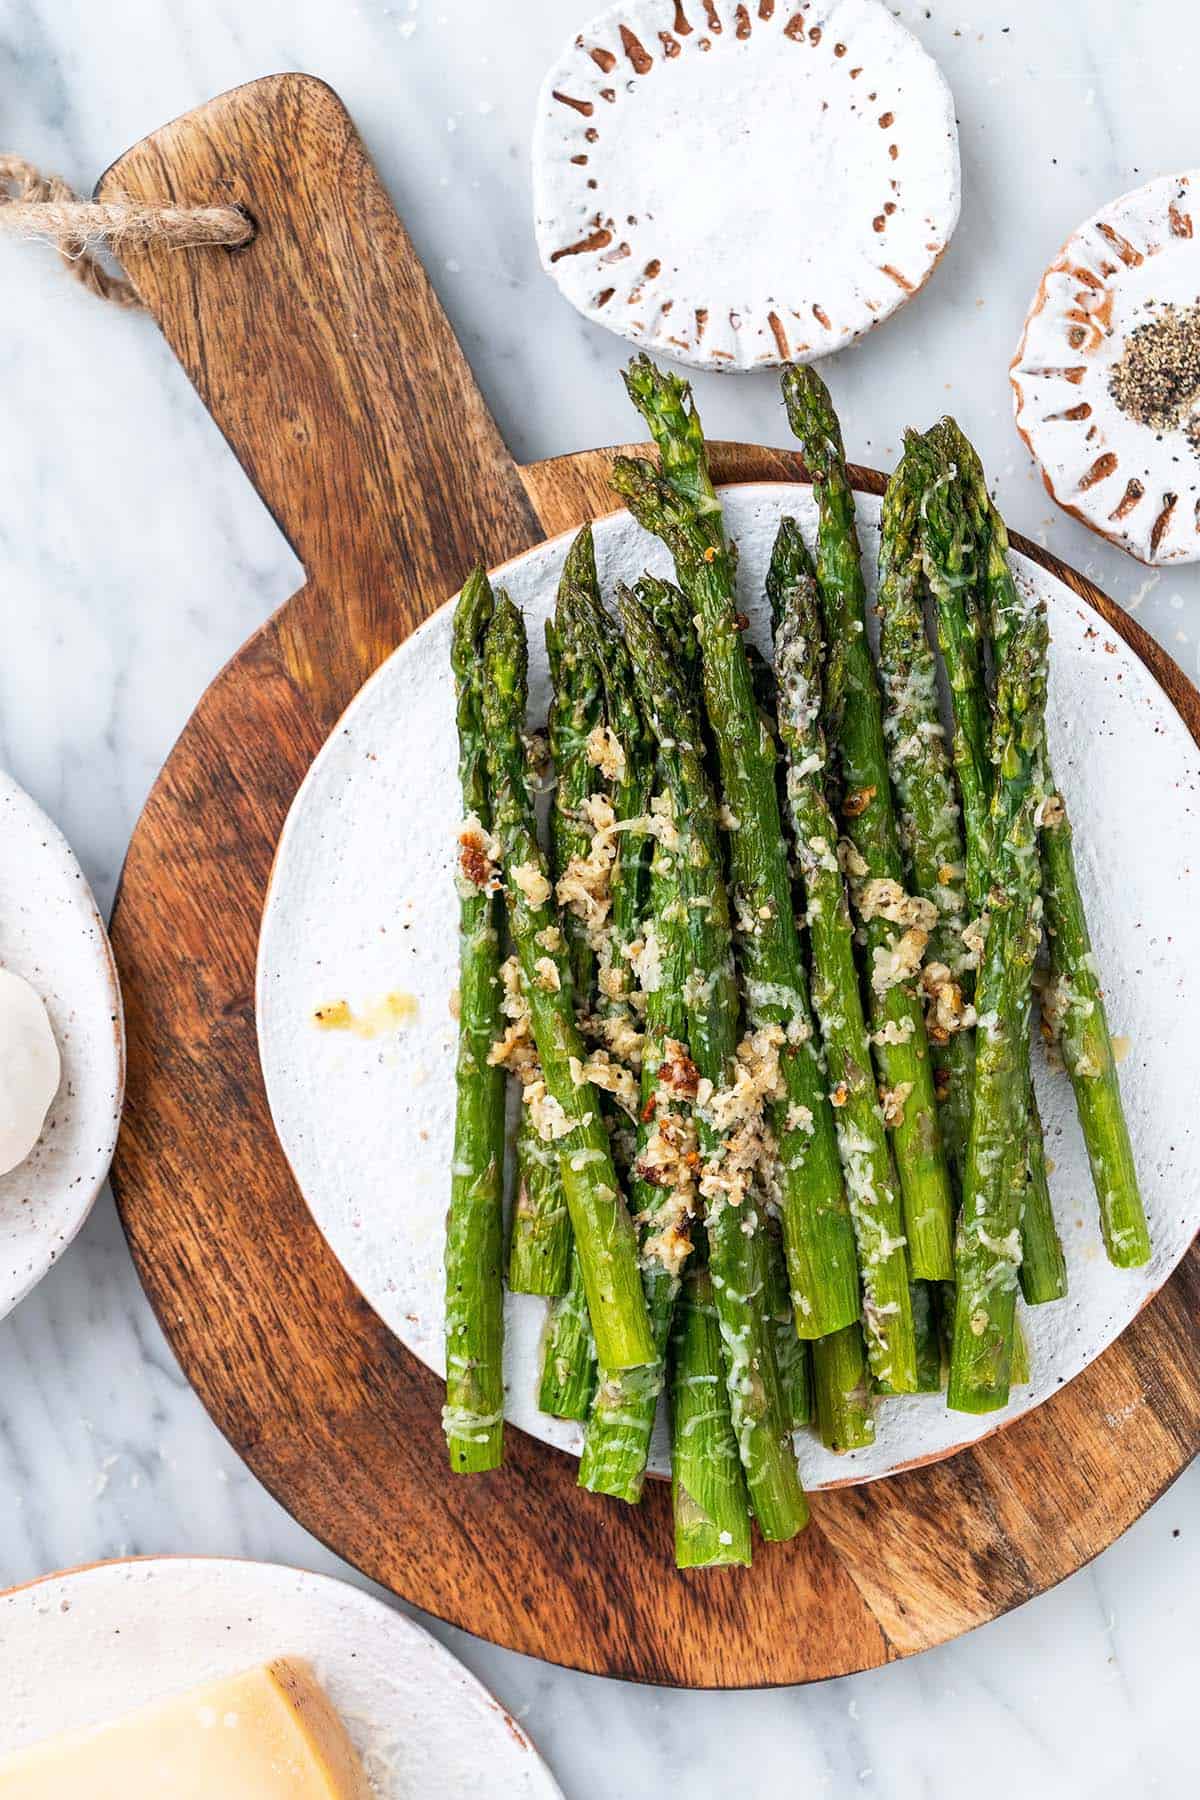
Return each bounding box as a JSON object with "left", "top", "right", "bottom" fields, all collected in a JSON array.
[
  {"left": 838, "top": 838, "right": 870, "bottom": 880},
  {"left": 630, "top": 925, "right": 664, "bottom": 994},
  {"left": 487, "top": 955, "right": 539, "bottom": 1083},
  {"left": 920, "top": 961, "right": 977, "bottom": 1043},
  {"left": 871, "top": 1016, "right": 915, "bottom": 1048},
  {"left": 857, "top": 877, "right": 938, "bottom": 933},
  {"left": 533, "top": 956, "right": 561, "bottom": 994},
  {"left": 879, "top": 1081, "right": 914, "bottom": 1128},
  {"left": 585, "top": 724, "right": 627, "bottom": 784},
  {"left": 648, "top": 791, "right": 682, "bottom": 852},
  {"left": 556, "top": 794, "right": 621, "bottom": 957},
  {"left": 870, "top": 927, "right": 928, "bottom": 995},
  {"left": 523, "top": 1081, "right": 575, "bottom": 1141},
  {"left": 635, "top": 1037, "right": 701, "bottom": 1276},
  {"left": 534, "top": 924, "right": 563, "bottom": 952},
  {"left": 961, "top": 914, "right": 987, "bottom": 963},
  {"left": 511, "top": 860, "right": 552, "bottom": 908},
  {"left": 585, "top": 1007, "right": 646, "bottom": 1070},
  {"left": 569, "top": 1047, "right": 640, "bottom": 1118},
  {"left": 1035, "top": 792, "right": 1065, "bottom": 830},
  {"left": 695, "top": 1025, "right": 786, "bottom": 1214}
]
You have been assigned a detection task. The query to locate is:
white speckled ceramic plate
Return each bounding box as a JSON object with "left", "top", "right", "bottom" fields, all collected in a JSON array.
[
  {"left": 0, "top": 1558, "right": 561, "bottom": 1798},
  {"left": 1012, "top": 168, "right": 1200, "bottom": 566},
  {"left": 257, "top": 485, "right": 1200, "bottom": 1489},
  {"left": 533, "top": 0, "right": 960, "bottom": 370},
  {"left": 0, "top": 771, "right": 124, "bottom": 1315}
]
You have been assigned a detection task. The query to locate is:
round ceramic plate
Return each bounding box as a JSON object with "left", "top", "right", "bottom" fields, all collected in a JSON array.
[
  {"left": 533, "top": 0, "right": 960, "bottom": 370},
  {"left": 257, "top": 484, "right": 1200, "bottom": 1489},
  {"left": 0, "top": 771, "right": 124, "bottom": 1315},
  {"left": 0, "top": 1558, "right": 560, "bottom": 1797}
]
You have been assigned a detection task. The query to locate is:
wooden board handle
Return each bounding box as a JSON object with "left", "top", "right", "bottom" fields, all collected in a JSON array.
[{"left": 98, "top": 72, "right": 541, "bottom": 718}]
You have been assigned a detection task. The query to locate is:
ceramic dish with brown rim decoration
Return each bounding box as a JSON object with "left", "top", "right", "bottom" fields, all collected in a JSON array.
[
  {"left": 533, "top": 0, "right": 961, "bottom": 370},
  {"left": 1012, "top": 168, "right": 1200, "bottom": 565}
]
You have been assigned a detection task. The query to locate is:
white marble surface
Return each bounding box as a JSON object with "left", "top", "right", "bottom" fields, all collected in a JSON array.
[{"left": 0, "top": 0, "right": 1196, "bottom": 1793}]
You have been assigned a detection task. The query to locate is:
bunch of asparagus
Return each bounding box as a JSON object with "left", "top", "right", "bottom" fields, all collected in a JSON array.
[{"left": 443, "top": 354, "right": 1149, "bottom": 1562}]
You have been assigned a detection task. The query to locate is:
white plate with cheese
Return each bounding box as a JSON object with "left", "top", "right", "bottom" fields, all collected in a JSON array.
[{"left": 0, "top": 1558, "right": 561, "bottom": 1799}]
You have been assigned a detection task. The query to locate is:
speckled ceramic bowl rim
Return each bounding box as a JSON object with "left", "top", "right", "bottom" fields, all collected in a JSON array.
[{"left": 0, "top": 772, "right": 125, "bottom": 1318}]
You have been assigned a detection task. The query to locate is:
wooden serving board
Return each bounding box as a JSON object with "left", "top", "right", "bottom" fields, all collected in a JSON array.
[{"left": 103, "top": 74, "right": 1200, "bottom": 1687}]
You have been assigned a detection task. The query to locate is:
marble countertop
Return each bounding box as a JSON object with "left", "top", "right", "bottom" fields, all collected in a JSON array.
[{"left": 1, "top": 0, "right": 1196, "bottom": 1792}]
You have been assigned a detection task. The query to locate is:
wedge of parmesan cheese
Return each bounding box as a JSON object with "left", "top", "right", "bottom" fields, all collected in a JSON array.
[
  {"left": 0, "top": 1659, "right": 370, "bottom": 1799},
  {"left": 533, "top": 0, "right": 960, "bottom": 371},
  {"left": 1012, "top": 169, "right": 1200, "bottom": 565}
]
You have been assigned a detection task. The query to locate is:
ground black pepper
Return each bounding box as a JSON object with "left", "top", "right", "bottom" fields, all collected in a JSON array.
[{"left": 1108, "top": 301, "right": 1200, "bottom": 459}]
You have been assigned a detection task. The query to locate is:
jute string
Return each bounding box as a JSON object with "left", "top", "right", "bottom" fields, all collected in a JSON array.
[{"left": 0, "top": 156, "right": 252, "bottom": 309}]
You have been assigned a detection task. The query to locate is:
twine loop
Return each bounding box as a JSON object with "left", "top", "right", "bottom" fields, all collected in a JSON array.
[{"left": 0, "top": 156, "right": 253, "bottom": 308}]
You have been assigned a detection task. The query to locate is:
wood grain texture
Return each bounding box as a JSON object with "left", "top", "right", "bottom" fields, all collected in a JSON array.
[{"left": 103, "top": 75, "right": 1198, "bottom": 1687}]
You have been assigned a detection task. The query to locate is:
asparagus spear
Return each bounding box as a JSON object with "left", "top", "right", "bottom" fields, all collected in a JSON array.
[
  {"left": 947, "top": 591, "right": 1050, "bottom": 1412},
  {"left": 444, "top": 567, "right": 507, "bottom": 1473},
  {"left": 483, "top": 594, "right": 655, "bottom": 1373},
  {"left": 768, "top": 518, "right": 918, "bottom": 1394},
  {"left": 577, "top": 718, "right": 695, "bottom": 1501},
  {"left": 614, "top": 357, "right": 858, "bottom": 1343},
  {"left": 920, "top": 426, "right": 1067, "bottom": 1304},
  {"left": 509, "top": 1120, "right": 570, "bottom": 1296},
  {"left": 812, "top": 1325, "right": 875, "bottom": 1452},
  {"left": 782, "top": 366, "right": 955, "bottom": 1283},
  {"left": 876, "top": 440, "right": 977, "bottom": 1189},
  {"left": 538, "top": 1250, "right": 598, "bottom": 1419},
  {"left": 617, "top": 581, "right": 809, "bottom": 1540},
  {"left": 763, "top": 1213, "right": 812, "bottom": 1429},
  {"left": 671, "top": 1258, "right": 754, "bottom": 1568},
  {"left": 540, "top": 525, "right": 656, "bottom": 1411},
  {"left": 511, "top": 534, "right": 607, "bottom": 1299},
  {"left": 945, "top": 427, "right": 1149, "bottom": 1270}
]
